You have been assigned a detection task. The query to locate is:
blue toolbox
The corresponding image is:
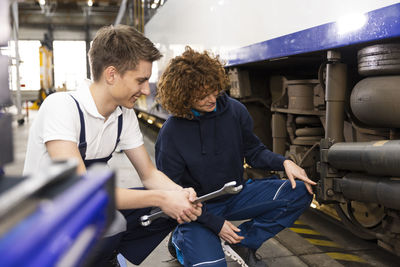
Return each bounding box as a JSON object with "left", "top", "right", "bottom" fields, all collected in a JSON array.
[{"left": 0, "top": 160, "right": 115, "bottom": 267}]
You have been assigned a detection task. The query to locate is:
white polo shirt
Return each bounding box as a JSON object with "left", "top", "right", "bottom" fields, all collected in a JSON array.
[{"left": 23, "top": 79, "right": 144, "bottom": 175}]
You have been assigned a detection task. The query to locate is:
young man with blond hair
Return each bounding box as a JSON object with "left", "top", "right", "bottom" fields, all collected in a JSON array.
[{"left": 23, "top": 25, "right": 201, "bottom": 266}]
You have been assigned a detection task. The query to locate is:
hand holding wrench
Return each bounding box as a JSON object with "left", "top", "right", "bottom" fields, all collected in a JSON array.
[{"left": 140, "top": 181, "right": 242, "bottom": 226}]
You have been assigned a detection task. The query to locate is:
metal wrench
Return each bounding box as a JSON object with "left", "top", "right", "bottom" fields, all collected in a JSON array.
[{"left": 140, "top": 181, "right": 243, "bottom": 226}]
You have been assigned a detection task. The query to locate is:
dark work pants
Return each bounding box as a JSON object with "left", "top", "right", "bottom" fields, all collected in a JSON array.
[
  {"left": 172, "top": 177, "right": 313, "bottom": 267},
  {"left": 90, "top": 207, "right": 177, "bottom": 266}
]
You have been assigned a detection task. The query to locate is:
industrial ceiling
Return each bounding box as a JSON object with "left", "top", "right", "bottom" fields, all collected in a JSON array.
[{"left": 15, "top": 0, "right": 165, "bottom": 40}]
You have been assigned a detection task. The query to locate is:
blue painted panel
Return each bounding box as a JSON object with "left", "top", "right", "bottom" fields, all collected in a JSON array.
[
  {"left": 226, "top": 3, "right": 400, "bottom": 66},
  {"left": 0, "top": 168, "right": 114, "bottom": 267}
]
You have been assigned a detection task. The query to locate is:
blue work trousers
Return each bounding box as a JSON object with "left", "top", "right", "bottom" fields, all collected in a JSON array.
[{"left": 172, "top": 177, "right": 312, "bottom": 267}]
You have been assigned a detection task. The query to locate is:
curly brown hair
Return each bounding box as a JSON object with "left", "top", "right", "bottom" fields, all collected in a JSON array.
[{"left": 156, "top": 47, "right": 230, "bottom": 119}]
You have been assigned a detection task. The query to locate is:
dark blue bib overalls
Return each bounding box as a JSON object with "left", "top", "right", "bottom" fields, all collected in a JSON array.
[
  {"left": 70, "top": 95, "right": 123, "bottom": 167},
  {"left": 70, "top": 96, "right": 176, "bottom": 266}
]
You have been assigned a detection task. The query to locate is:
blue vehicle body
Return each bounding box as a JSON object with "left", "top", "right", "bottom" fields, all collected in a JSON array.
[{"left": 226, "top": 3, "right": 400, "bottom": 66}]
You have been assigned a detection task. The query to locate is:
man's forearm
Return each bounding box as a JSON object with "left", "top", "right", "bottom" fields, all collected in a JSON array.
[
  {"left": 115, "top": 187, "right": 168, "bottom": 209},
  {"left": 141, "top": 169, "right": 182, "bottom": 191}
]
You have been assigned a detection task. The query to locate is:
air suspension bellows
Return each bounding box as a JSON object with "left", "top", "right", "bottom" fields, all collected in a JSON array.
[
  {"left": 358, "top": 43, "right": 400, "bottom": 76},
  {"left": 339, "top": 174, "right": 400, "bottom": 211},
  {"left": 328, "top": 140, "right": 400, "bottom": 176},
  {"left": 350, "top": 76, "right": 400, "bottom": 128},
  {"left": 286, "top": 80, "right": 316, "bottom": 110}
]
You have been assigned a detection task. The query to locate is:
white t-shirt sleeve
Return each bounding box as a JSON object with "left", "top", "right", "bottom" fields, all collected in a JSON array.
[
  {"left": 117, "top": 108, "right": 144, "bottom": 150},
  {"left": 23, "top": 92, "right": 80, "bottom": 175},
  {"left": 41, "top": 93, "right": 80, "bottom": 144}
]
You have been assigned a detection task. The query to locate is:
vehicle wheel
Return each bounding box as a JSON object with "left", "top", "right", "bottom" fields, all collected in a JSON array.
[{"left": 334, "top": 201, "right": 384, "bottom": 240}]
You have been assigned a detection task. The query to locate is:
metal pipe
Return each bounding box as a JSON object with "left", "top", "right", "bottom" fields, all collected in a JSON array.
[
  {"left": 328, "top": 140, "right": 400, "bottom": 176},
  {"left": 272, "top": 113, "right": 287, "bottom": 155},
  {"left": 11, "top": 1, "right": 23, "bottom": 123},
  {"left": 114, "top": 0, "right": 128, "bottom": 26},
  {"left": 85, "top": 8, "right": 91, "bottom": 79},
  {"left": 325, "top": 51, "right": 347, "bottom": 143},
  {"left": 339, "top": 174, "right": 400, "bottom": 210}
]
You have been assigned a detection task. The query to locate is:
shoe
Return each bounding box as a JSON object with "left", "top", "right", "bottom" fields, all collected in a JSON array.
[
  {"left": 167, "top": 232, "right": 184, "bottom": 265},
  {"left": 221, "top": 242, "right": 248, "bottom": 267},
  {"left": 167, "top": 233, "right": 177, "bottom": 259},
  {"left": 108, "top": 254, "right": 121, "bottom": 267},
  {"left": 221, "top": 242, "right": 267, "bottom": 267}
]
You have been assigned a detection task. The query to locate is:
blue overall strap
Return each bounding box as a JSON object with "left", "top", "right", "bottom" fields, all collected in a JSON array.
[
  {"left": 83, "top": 108, "right": 123, "bottom": 168},
  {"left": 69, "top": 95, "right": 87, "bottom": 160},
  {"left": 114, "top": 107, "right": 123, "bottom": 151}
]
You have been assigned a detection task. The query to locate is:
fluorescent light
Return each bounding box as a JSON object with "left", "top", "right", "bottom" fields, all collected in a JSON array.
[
  {"left": 337, "top": 13, "right": 367, "bottom": 35},
  {"left": 39, "top": 0, "right": 45, "bottom": 6},
  {"left": 87, "top": 0, "right": 93, "bottom": 7}
]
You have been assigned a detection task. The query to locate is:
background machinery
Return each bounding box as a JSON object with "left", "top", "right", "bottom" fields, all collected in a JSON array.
[
  {"left": 1, "top": 2, "right": 116, "bottom": 265},
  {"left": 138, "top": 0, "right": 400, "bottom": 256}
]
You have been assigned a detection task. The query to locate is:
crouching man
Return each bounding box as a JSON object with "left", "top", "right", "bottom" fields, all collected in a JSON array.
[
  {"left": 155, "top": 47, "right": 315, "bottom": 267},
  {"left": 23, "top": 26, "right": 202, "bottom": 266}
]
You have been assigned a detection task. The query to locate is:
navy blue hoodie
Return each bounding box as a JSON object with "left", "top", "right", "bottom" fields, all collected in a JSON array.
[{"left": 155, "top": 94, "right": 286, "bottom": 234}]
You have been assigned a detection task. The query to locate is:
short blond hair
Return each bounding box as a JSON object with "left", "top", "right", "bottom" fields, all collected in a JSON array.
[{"left": 89, "top": 25, "right": 161, "bottom": 81}]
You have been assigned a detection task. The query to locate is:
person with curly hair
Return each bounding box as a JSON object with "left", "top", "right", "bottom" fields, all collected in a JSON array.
[{"left": 155, "top": 47, "right": 316, "bottom": 267}]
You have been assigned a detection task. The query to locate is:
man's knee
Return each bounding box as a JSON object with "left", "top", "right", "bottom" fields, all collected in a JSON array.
[
  {"left": 291, "top": 181, "right": 313, "bottom": 208},
  {"left": 175, "top": 223, "right": 226, "bottom": 266}
]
